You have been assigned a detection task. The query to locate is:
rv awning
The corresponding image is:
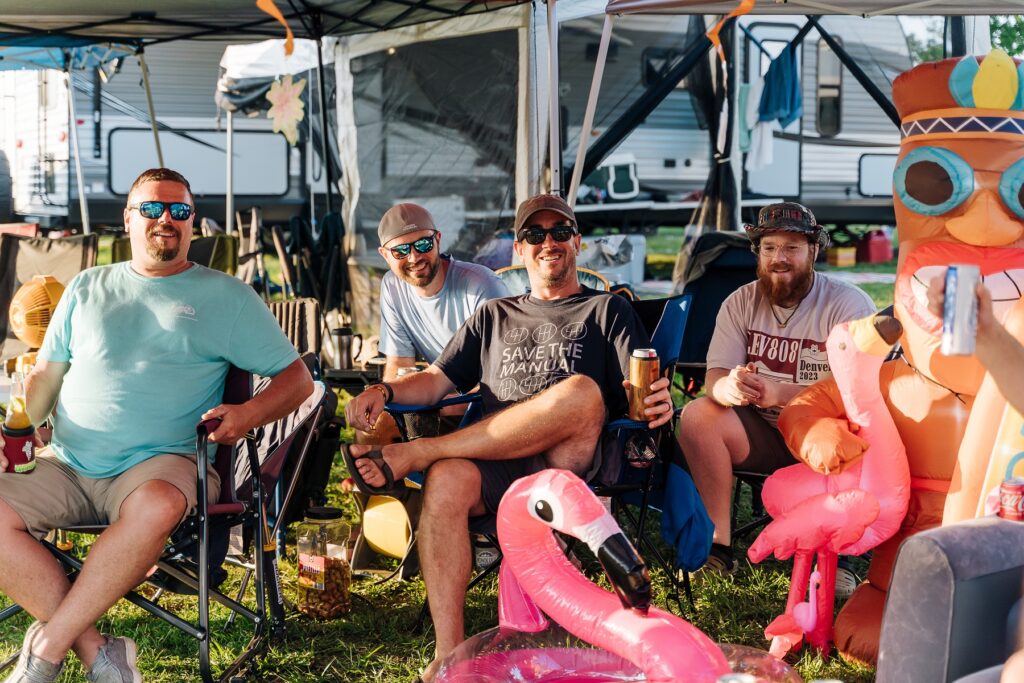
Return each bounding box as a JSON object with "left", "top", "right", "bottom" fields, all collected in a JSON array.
[
  {"left": 0, "top": 42, "right": 137, "bottom": 71},
  {"left": 0, "top": 1, "right": 530, "bottom": 45},
  {"left": 605, "top": 0, "right": 1024, "bottom": 15}
]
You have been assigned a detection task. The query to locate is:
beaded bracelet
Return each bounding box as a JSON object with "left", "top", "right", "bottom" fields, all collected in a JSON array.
[{"left": 368, "top": 382, "right": 394, "bottom": 403}]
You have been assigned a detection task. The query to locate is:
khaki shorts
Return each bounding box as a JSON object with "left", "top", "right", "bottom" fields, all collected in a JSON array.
[{"left": 0, "top": 449, "right": 221, "bottom": 540}]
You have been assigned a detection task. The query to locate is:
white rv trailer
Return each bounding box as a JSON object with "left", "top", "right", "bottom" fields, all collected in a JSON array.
[
  {"left": 332, "top": 2, "right": 914, "bottom": 249},
  {"left": 0, "top": 39, "right": 322, "bottom": 228}
]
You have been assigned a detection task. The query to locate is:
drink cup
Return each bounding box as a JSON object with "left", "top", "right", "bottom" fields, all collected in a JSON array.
[
  {"left": 628, "top": 349, "right": 660, "bottom": 421},
  {"left": 2, "top": 425, "right": 36, "bottom": 474}
]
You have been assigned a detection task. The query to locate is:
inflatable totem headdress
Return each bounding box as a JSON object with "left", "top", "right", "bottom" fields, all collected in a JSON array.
[{"left": 892, "top": 50, "right": 1024, "bottom": 399}]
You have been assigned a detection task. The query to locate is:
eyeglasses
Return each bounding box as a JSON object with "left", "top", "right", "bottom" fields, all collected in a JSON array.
[
  {"left": 758, "top": 243, "right": 809, "bottom": 259},
  {"left": 517, "top": 224, "right": 577, "bottom": 245},
  {"left": 129, "top": 201, "right": 193, "bottom": 221},
  {"left": 389, "top": 234, "right": 437, "bottom": 260}
]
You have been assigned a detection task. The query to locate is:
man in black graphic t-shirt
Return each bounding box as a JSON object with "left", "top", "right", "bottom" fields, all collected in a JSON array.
[{"left": 344, "top": 194, "right": 673, "bottom": 682}]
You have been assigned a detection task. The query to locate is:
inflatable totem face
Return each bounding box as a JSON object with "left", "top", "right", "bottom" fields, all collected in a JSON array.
[{"left": 892, "top": 50, "right": 1024, "bottom": 395}]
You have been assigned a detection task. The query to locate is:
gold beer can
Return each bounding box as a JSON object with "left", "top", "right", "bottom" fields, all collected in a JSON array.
[{"left": 628, "top": 349, "right": 660, "bottom": 421}]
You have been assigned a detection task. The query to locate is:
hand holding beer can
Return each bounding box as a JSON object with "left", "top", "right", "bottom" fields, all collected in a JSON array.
[
  {"left": 941, "top": 264, "right": 981, "bottom": 356},
  {"left": 628, "top": 349, "right": 660, "bottom": 421}
]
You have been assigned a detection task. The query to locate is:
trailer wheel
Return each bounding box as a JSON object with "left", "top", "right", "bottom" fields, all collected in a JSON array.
[{"left": 0, "top": 150, "right": 12, "bottom": 223}]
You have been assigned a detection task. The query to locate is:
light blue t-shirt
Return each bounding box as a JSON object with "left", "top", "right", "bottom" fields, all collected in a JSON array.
[
  {"left": 38, "top": 262, "right": 299, "bottom": 478},
  {"left": 378, "top": 257, "right": 508, "bottom": 363}
]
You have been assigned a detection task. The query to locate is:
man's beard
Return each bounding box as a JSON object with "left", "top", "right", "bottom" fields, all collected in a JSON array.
[
  {"left": 398, "top": 256, "right": 440, "bottom": 287},
  {"left": 146, "top": 224, "right": 180, "bottom": 262},
  {"left": 757, "top": 257, "right": 815, "bottom": 307}
]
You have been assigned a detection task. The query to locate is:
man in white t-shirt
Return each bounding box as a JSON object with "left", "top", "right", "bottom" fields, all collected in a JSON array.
[
  {"left": 677, "top": 202, "right": 875, "bottom": 577},
  {"left": 376, "top": 203, "right": 508, "bottom": 381}
]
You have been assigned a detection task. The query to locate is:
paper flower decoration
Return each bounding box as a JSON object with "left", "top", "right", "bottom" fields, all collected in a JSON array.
[{"left": 266, "top": 74, "right": 306, "bottom": 146}]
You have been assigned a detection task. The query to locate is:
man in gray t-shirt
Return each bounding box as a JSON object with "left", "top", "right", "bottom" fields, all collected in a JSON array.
[
  {"left": 376, "top": 203, "right": 508, "bottom": 381},
  {"left": 678, "top": 202, "right": 875, "bottom": 577}
]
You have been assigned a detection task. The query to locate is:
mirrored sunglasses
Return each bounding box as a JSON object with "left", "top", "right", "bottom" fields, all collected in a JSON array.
[
  {"left": 389, "top": 234, "right": 437, "bottom": 260},
  {"left": 130, "top": 201, "right": 193, "bottom": 221},
  {"left": 517, "top": 224, "right": 577, "bottom": 245}
]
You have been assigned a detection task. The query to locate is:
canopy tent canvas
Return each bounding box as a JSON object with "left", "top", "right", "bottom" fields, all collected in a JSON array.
[
  {"left": 604, "top": 0, "right": 1024, "bottom": 15},
  {"left": 0, "top": 1, "right": 530, "bottom": 43}
]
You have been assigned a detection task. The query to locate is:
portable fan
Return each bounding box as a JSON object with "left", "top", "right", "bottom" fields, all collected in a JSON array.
[{"left": 9, "top": 275, "right": 64, "bottom": 350}]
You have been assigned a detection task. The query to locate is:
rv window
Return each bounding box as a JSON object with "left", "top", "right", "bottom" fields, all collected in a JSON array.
[
  {"left": 641, "top": 47, "right": 687, "bottom": 89},
  {"left": 816, "top": 38, "right": 842, "bottom": 137}
]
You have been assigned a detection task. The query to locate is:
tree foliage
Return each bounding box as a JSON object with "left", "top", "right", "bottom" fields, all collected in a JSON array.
[{"left": 991, "top": 16, "right": 1024, "bottom": 57}]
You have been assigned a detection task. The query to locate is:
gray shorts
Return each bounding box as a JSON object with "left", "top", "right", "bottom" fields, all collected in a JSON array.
[
  {"left": 733, "top": 405, "right": 796, "bottom": 473},
  {"left": 0, "top": 449, "right": 221, "bottom": 539},
  {"left": 476, "top": 430, "right": 618, "bottom": 515}
]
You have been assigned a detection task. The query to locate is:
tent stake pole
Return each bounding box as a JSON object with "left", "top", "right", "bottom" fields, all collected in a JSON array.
[
  {"left": 138, "top": 51, "right": 164, "bottom": 167},
  {"left": 568, "top": 14, "right": 613, "bottom": 208},
  {"left": 226, "top": 109, "right": 234, "bottom": 235},
  {"left": 546, "top": 0, "right": 562, "bottom": 196},
  {"left": 65, "top": 70, "right": 91, "bottom": 234}
]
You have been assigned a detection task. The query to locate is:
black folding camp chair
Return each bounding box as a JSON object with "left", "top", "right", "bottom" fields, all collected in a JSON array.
[
  {"left": 0, "top": 369, "right": 329, "bottom": 683},
  {"left": 676, "top": 230, "right": 757, "bottom": 397},
  {"left": 377, "top": 292, "right": 699, "bottom": 619}
]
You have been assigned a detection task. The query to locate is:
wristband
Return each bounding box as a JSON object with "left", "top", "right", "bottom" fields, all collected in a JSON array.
[{"left": 368, "top": 382, "right": 394, "bottom": 403}]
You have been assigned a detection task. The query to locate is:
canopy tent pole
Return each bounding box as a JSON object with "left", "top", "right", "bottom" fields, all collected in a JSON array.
[
  {"left": 804, "top": 15, "right": 900, "bottom": 127},
  {"left": 949, "top": 16, "right": 967, "bottom": 56},
  {"left": 315, "top": 25, "right": 335, "bottom": 215},
  {"left": 571, "top": 17, "right": 737, "bottom": 187},
  {"left": 567, "top": 14, "right": 614, "bottom": 208},
  {"left": 137, "top": 51, "right": 164, "bottom": 167},
  {"left": 225, "top": 109, "right": 234, "bottom": 234},
  {"left": 546, "top": 0, "right": 562, "bottom": 196},
  {"left": 64, "top": 69, "right": 91, "bottom": 234}
]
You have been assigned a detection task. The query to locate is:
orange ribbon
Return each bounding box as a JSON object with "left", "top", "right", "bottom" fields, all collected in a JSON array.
[
  {"left": 256, "top": 0, "right": 295, "bottom": 56},
  {"left": 707, "top": 0, "right": 756, "bottom": 61}
]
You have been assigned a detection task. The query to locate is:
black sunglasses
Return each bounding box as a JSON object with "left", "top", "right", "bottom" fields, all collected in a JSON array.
[
  {"left": 129, "top": 201, "right": 193, "bottom": 221},
  {"left": 389, "top": 234, "right": 437, "bottom": 260},
  {"left": 517, "top": 224, "right": 577, "bottom": 245}
]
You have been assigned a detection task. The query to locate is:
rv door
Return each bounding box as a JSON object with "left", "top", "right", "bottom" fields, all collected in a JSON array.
[{"left": 743, "top": 22, "right": 801, "bottom": 200}]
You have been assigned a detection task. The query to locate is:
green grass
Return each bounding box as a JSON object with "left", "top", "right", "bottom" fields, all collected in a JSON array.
[
  {"left": 0, "top": 450, "right": 876, "bottom": 683},
  {"left": 1, "top": 229, "right": 895, "bottom": 681}
]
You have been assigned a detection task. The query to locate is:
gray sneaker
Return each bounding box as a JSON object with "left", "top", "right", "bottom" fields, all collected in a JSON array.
[
  {"left": 86, "top": 636, "right": 142, "bottom": 683},
  {"left": 2, "top": 621, "right": 64, "bottom": 683}
]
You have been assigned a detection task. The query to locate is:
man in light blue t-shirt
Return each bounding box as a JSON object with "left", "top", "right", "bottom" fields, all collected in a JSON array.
[
  {"left": 0, "top": 168, "right": 313, "bottom": 683},
  {"left": 376, "top": 203, "right": 508, "bottom": 381}
]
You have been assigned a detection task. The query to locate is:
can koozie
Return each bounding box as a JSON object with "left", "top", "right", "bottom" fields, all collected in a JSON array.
[{"left": 2, "top": 426, "right": 36, "bottom": 474}]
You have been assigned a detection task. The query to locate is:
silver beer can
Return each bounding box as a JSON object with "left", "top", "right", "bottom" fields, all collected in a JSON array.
[{"left": 941, "top": 264, "right": 980, "bottom": 356}]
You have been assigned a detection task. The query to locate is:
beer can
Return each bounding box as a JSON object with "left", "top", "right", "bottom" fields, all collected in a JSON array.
[
  {"left": 998, "top": 477, "right": 1024, "bottom": 521},
  {"left": 941, "top": 264, "right": 980, "bottom": 356},
  {"left": 628, "top": 349, "right": 660, "bottom": 421}
]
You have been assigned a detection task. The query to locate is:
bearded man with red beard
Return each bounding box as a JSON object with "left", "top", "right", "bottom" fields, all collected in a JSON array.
[{"left": 678, "top": 202, "right": 875, "bottom": 580}]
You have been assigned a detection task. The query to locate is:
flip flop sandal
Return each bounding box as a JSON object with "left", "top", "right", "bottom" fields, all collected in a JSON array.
[{"left": 340, "top": 443, "right": 400, "bottom": 496}]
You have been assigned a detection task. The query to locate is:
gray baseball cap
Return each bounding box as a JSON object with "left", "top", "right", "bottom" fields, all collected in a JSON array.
[{"left": 378, "top": 203, "right": 436, "bottom": 246}]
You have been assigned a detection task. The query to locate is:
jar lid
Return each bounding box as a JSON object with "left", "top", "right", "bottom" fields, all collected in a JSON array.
[{"left": 304, "top": 506, "right": 344, "bottom": 520}]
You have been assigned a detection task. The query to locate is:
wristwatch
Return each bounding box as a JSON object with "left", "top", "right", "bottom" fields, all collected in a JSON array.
[{"left": 367, "top": 382, "right": 394, "bottom": 403}]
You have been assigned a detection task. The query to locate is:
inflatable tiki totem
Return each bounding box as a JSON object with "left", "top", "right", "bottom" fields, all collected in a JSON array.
[{"left": 777, "top": 50, "right": 1024, "bottom": 665}]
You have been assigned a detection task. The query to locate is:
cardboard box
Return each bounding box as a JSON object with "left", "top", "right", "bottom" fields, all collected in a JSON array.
[{"left": 827, "top": 246, "right": 857, "bottom": 268}]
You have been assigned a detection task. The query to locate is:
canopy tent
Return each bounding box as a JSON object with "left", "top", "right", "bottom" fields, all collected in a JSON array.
[
  {"left": 0, "top": 1, "right": 530, "bottom": 44},
  {"left": 0, "top": 41, "right": 139, "bottom": 233},
  {"left": 604, "top": 0, "right": 1024, "bottom": 14}
]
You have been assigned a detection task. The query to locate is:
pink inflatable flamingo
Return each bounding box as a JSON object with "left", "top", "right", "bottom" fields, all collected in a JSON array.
[
  {"left": 747, "top": 314, "right": 909, "bottom": 657},
  {"left": 435, "top": 469, "right": 732, "bottom": 683}
]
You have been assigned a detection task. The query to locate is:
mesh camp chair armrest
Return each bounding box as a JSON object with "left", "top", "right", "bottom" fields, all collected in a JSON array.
[{"left": 384, "top": 392, "right": 481, "bottom": 415}]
